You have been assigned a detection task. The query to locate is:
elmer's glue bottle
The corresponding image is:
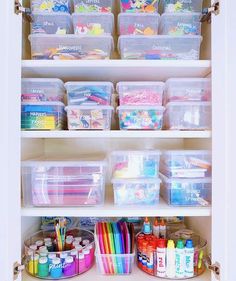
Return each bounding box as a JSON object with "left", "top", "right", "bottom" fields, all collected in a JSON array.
[
  {"left": 147, "top": 241, "right": 156, "bottom": 275},
  {"left": 143, "top": 217, "right": 151, "bottom": 235},
  {"left": 166, "top": 240, "right": 176, "bottom": 278},
  {"left": 175, "top": 239, "right": 185, "bottom": 278},
  {"left": 185, "top": 239, "right": 194, "bottom": 277},
  {"left": 159, "top": 219, "right": 166, "bottom": 239},
  {"left": 153, "top": 218, "right": 160, "bottom": 238},
  {"left": 156, "top": 239, "right": 166, "bottom": 277}
]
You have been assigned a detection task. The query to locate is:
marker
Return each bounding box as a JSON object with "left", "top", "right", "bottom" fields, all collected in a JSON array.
[
  {"left": 143, "top": 217, "right": 151, "bottom": 235},
  {"left": 185, "top": 239, "right": 194, "bottom": 277},
  {"left": 175, "top": 239, "right": 185, "bottom": 278},
  {"left": 166, "top": 240, "right": 176, "bottom": 278},
  {"left": 156, "top": 239, "right": 166, "bottom": 277},
  {"left": 159, "top": 219, "right": 166, "bottom": 239},
  {"left": 153, "top": 218, "right": 160, "bottom": 238}
]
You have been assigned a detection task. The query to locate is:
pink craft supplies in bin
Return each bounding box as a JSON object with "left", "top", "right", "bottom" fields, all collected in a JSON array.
[{"left": 21, "top": 158, "right": 107, "bottom": 207}]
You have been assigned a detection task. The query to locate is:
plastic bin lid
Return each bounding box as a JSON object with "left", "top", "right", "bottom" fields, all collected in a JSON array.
[
  {"left": 159, "top": 173, "right": 212, "bottom": 183},
  {"left": 160, "top": 12, "right": 202, "bottom": 19},
  {"left": 21, "top": 101, "right": 65, "bottom": 106},
  {"left": 65, "top": 105, "right": 114, "bottom": 111},
  {"left": 118, "top": 12, "right": 160, "bottom": 19},
  {"left": 116, "top": 81, "right": 165, "bottom": 91},
  {"left": 111, "top": 150, "right": 161, "bottom": 156},
  {"left": 165, "top": 101, "right": 211, "bottom": 108},
  {"left": 161, "top": 150, "right": 211, "bottom": 156},
  {"left": 65, "top": 81, "right": 114, "bottom": 91},
  {"left": 165, "top": 77, "right": 211, "bottom": 85},
  {"left": 21, "top": 78, "right": 65, "bottom": 91},
  {"left": 31, "top": 11, "right": 72, "bottom": 18},
  {"left": 117, "top": 105, "right": 165, "bottom": 111},
  {"left": 112, "top": 178, "right": 161, "bottom": 184},
  {"left": 72, "top": 12, "right": 114, "bottom": 29}
]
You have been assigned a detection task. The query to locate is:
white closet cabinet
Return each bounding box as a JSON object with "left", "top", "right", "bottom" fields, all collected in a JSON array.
[{"left": 1, "top": 1, "right": 235, "bottom": 281}]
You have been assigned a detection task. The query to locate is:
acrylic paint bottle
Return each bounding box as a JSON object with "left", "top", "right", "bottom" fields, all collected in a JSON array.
[
  {"left": 38, "top": 257, "right": 49, "bottom": 278},
  {"left": 175, "top": 239, "right": 185, "bottom": 278},
  {"left": 70, "top": 249, "right": 79, "bottom": 274},
  {"left": 156, "top": 239, "right": 166, "bottom": 277},
  {"left": 185, "top": 239, "right": 194, "bottom": 277},
  {"left": 83, "top": 248, "right": 91, "bottom": 268},
  {"left": 50, "top": 257, "right": 62, "bottom": 278},
  {"left": 28, "top": 253, "right": 39, "bottom": 275},
  {"left": 153, "top": 218, "right": 160, "bottom": 238},
  {"left": 63, "top": 256, "right": 76, "bottom": 277},
  {"left": 166, "top": 240, "right": 176, "bottom": 278},
  {"left": 79, "top": 253, "right": 86, "bottom": 273},
  {"left": 159, "top": 219, "right": 166, "bottom": 239}
]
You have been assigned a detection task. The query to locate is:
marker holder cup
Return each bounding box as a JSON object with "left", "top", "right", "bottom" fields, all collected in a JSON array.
[{"left": 24, "top": 228, "right": 95, "bottom": 279}]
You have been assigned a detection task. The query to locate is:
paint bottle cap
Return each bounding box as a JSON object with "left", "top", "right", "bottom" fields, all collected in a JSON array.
[
  {"left": 48, "top": 253, "right": 57, "bottom": 260},
  {"left": 144, "top": 217, "right": 149, "bottom": 223},
  {"left": 160, "top": 219, "right": 165, "bottom": 226},
  {"left": 176, "top": 239, "right": 185, "bottom": 249},
  {"left": 36, "top": 240, "right": 44, "bottom": 247},
  {"left": 70, "top": 249, "right": 77, "bottom": 256},
  {"left": 83, "top": 249, "right": 90, "bottom": 255},
  {"left": 72, "top": 241, "right": 80, "bottom": 247},
  {"left": 31, "top": 254, "right": 39, "bottom": 261},
  {"left": 39, "top": 246, "right": 47, "bottom": 252},
  {"left": 79, "top": 253, "right": 85, "bottom": 259},
  {"left": 154, "top": 218, "right": 159, "bottom": 226},
  {"left": 40, "top": 251, "right": 48, "bottom": 257},
  {"left": 66, "top": 235, "right": 74, "bottom": 240},
  {"left": 39, "top": 257, "right": 48, "bottom": 264},
  {"left": 82, "top": 239, "right": 90, "bottom": 246},
  {"left": 27, "top": 249, "right": 34, "bottom": 256},
  {"left": 65, "top": 256, "right": 74, "bottom": 264},
  {"left": 52, "top": 257, "right": 61, "bottom": 265},
  {"left": 66, "top": 237, "right": 73, "bottom": 244},
  {"left": 156, "top": 239, "right": 166, "bottom": 248},
  {"left": 167, "top": 240, "right": 175, "bottom": 249},
  {"left": 60, "top": 252, "right": 68, "bottom": 259},
  {"left": 29, "top": 245, "right": 37, "bottom": 251},
  {"left": 88, "top": 244, "right": 93, "bottom": 250},
  {"left": 75, "top": 245, "right": 83, "bottom": 251},
  {"left": 74, "top": 237, "right": 82, "bottom": 243},
  {"left": 185, "top": 239, "right": 194, "bottom": 248},
  {"left": 44, "top": 238, "right": 51, "bottom": 243},
  {"left": 45, "top": 241, "right": 52, "bottom": 247}
]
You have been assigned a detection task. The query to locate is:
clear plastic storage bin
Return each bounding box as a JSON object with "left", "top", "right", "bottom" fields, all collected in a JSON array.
[
  {"left": 31, "top": 0, "right": 72, "bottom": 13},
  {"left": 118, "top": 35, "right": 202, "bottom": 60},
  {"left": 159, "top": 13, "right": 201, "bottom": 35},
  {"left": 161, "top": 0, "right": 203, "bottom": 13},
  {"left": 160, "top": 173, "right": 212, "bottom": 206},
  {"left": 21, "top": 102, "right": 66, "bottom": 130},
  {"left": 164, "top": 78, "right": 211, "bottom": 104},
  {"left": 117, "top": 106, "right": 164, "bottom": 130},
  {"left": 118, "top": 13, "right": 160, "bottom": 35},
  {"left": 117, "top": 82, "right": 164, "bottom": 105},
  {"left": 160, "top": 150, "right": 211, "bottom": 178},
  {"left": 164, "top": 101, "right": 211, "bottom": 130},
  {"left": 65, "top": 105, "right": 113, "bottom": 130},
  {"left": 111, "top": 150, "right": 161, "bottom": 179},
  {"left": 29, "top": 34, "right": 114, "bottom": 60},
  {"left": 73, "top": 0, "right": 113, "bottom": 12},
  {"left": 31, "top": 13, "right": 72, "bottom": 34},
  {"left": 22, "top": 159, "right": 107, "bottom": 206},
  {"left": 120, "top": 0, "right": 159, "bottom": 13},
  {"left": 72, "top": 13, "right": 114, "bottom": 35},
  {"left": 65, "top": 82, "right": 113, "bottom": 105},
  {"left": 112, "top": 178, "right": 161, "bottom": 205},
  {"left": 21, "top": 78, "right": 65, "bottom": 102},
  {"left": 96, "top": 252, "right": 135, "bottom": 275}
]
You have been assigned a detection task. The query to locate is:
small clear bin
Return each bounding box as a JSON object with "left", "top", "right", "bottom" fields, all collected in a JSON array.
[
  {"left": 117, "top": 106, "right": 164, "bottom": 130},
  {"left": 21, "top": 102, "right": 66, "bottom": 130},
  {"left": 160, "top": 150, "right": 212, "bottom": 178},
  {"left": 31, "top": 0, "right": 72, "bottom": 13},
  {"left": 29, "top": 34, "right": 114, "bottom": 60},
  {"left": 65, "top": 82, "right": 113, "bottom": 105},
  {"left": 164, "top": 78, "right": 211, "bottom": 104},
  {"left": 118, "top": 13, "right": 160, "bottom": 35},
  {"left": 22, "top": 158, "right": 107, "bottom": 207},
  {"left": 111, "top": 150, "right": 161, "bottom": 179},
  {"left": 112, "top": 178, "right": 161, "bottom": 205},
  {"left": 117, "top": 81, "right": 164, "bottom": 106},
  {"left": 31, "top": 13, "right": 72, "bottom": 34},
  {"left": 96, "top": 252, "right": 135, "bottom": 275},
  {"left": 161, "top": 0, "right": 203, "bottom": 13},
  {"left": 160, "top": 173, "right": 211, "bottom": 206},
  {"left": 164, "top": 101, "right": 211, "bottom": 130},
  {"left": 21, "top": 78, "right": 65, "bottom": 102},
  {"left": 118, "top": 35, "right": 202, "bottom": 60},
  {"left": 73, "top": 0, "right": 113, "bottom": 12},
  {"left": 120, "top": 0, "right": 159, "bottom": 13},
  {"left": 65, "top": 105, "right": 113, "bottom": 130},
  {"left": 159, "top": 13, "right": 201, "bottom": 35}
]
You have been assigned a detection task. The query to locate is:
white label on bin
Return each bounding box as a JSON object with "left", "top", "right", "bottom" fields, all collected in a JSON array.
[
  {"left": 134, "top": 23, "right": 145, "bottom": 29},
  {"left": 152, "top": 45, "right": 171, "bottom": 51},
  {"left": 85, "top": 0, "right": 100, "bottom": 4},
  {"left": 180, "top": 0, "right": 192, "bottom": 3},
  {"left": 59, "top": 45, "right": 82, "bottom": 51},
  {"left": 44, "top": 21, "right": 54, "bottom": 27}
]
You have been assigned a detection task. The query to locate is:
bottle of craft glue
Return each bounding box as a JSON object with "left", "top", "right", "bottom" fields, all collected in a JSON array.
[
  {"left": 185, "top": 239, "right": 194, "bottom": 277},
  {"left": 175, "top": 239, "right": 185, "bottom": 278},
  {"left": 156, "top": 239, "right": 166, "bottom": 277},
  {"left": 143, "top": 217, "right": 151, "bottom": 235},
  {"left": 159, "top": 219, "right": 166, "bottom": 239},
  {"left": 153, "top": 218, "right": 160, "bottom": 238},
  {"left": 166, "top": 240, "right": 176, "bottom": 278}
]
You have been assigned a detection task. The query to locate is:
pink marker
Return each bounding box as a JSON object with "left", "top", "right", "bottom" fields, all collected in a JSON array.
[{"left": 78, "top": 253, "right": 86, "bottom": 274}]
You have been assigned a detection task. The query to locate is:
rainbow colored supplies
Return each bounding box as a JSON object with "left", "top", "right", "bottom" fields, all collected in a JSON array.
[
  {"left": 95, "top": 222, "right": 135, "bottom": 275},
  {"left": 73, "top": 0, "right": 113, "bottom": 13},
  {"left": 120, "top": 0, "right": 159, "bottom": 13},
  {"left": 31, "top": 0, "right": 72, "bottom": 13}
]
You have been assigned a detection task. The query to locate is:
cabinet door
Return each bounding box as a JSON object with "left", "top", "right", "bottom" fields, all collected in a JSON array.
[{"left": 0, "top": 2, "right": 22, "bottom": 280}]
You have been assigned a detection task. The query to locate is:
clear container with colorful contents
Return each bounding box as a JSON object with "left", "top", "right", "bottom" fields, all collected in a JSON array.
[
  {"left": 117, "top": 82, "right": 164, "bottom": 106},
  {"left": 159, "top": 13, "right": 201, "bottom": 35},
  {"left": 72, "top": 13, "right": 114, "bottom": 35},
  {"left": 120, "top": 0, "right": 159, "bottom": 13},
  {"left": 117, "top": 106, "right": 164, "bottom": 130},
  {"left": 21, "top": 78, "right": 65, "bottom": 102},
  {"left": 160, "top": 150, "right": 211, "bottom": 178},
  {"left": 161, "top": 0, "right": 203, "bottom": 13},
  {"left": 73, "top": 0, "right": 113, "bottom": 12},
  {"left": 118, "top": 35, "right": 202, "bottom": 60},
  {"left": 65, "top": 81, "right": 113, "bottom": 105},
  {"left": 22, "top": 158, "right": 107, "bottom": 206},
  {"left": 31, "top": 13, "right": 72, "bottom": 34},
  {"left": 24, "top": 228, "right": 95, "bottom": 279},
  {"left": 164, "top": 102, "right": 211, "bottom": 130},
  {"left": 112, "top": 178, "right": 161, "bottom": 205},
  {"left": 29, "top": 34, "right": 114, "bottom": 60},
  {"left": 160, "top": 173, "right": 211, "bottom": 206},
  {"left": 65, "top": 105, "right": 113, "bottom": 130},
  {"left": 21, "top": 102, "right": 66, "bottom": 130},
  {"left": 111, "top": 150, "right": 161, "bottom": 179},
  {"left": 31, "top": 0, "right": 72, "bottom": 13},
  {"left": 118, "top": 13, "right": 160, "bottom": 35}
]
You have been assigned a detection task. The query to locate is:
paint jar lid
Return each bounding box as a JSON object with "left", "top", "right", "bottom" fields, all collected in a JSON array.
[
  {"left": 36, "top": 240, "right": 44, "bottom": 247},
  {"left": 72, "top": 241, "right": 80, "bottom": 247},
  {"left": 60, "top": 252, "right": 68, "bottom": 259},
  {"left": 45, "top": 241, "right": 52, "bottom": 247},
  {"left": 66, "top": 237, "right": 73, "bottom": 243},
  {"left": 52, "top": 257, "right": 61, "bottom": 265},
  {"left": 29, "top": 245, "right": 37, "bottom": 251},
  {"left": 44, "top": 238, "right": 52, "bottom": 243},
  {"left": 70, "top": 249, "right": 77, "bottom": 256},
  {"left": 83, "top": 249, "right": 90, "bottom": 255},
  {"left": 39, "top": 246, "right": 47, "bottom": 252},
  {"left": 74, "top": 237, "right": 82, "bottom": 242},
  {"left": 39, "top": 257, "right": 48, "bottom": 264},
  {"left": 48, "top": 253, "right": 57, "bottom": 259},
  {"left": 65, "top": 256, "right": 73, "bottom": 263},
  {"left": 79, "top": 253, "right": 85, "bottom": 259},
  {"left": 27, "top": 249, "right": 34, "bottom": 256},
  {"left": 40, "top": 251, "right": 48, "bottom": 257},
  {"left": 66, "top": 235, "right": 74, "bottom": 240},
  {"left": 75, "top": 245, "right": 83, "bottom": 251},
  {"left": 82, "top": 239, "right": 90, "bottom": 245}
]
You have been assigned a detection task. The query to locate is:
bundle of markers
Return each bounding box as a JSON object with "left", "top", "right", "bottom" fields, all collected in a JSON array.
[{"left": 95, "top": 221, "right": 135, "bottom": 275}]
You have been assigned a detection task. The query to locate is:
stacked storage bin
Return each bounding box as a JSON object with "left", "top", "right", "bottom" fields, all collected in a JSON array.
[
  {"left": 118, "top": 0, "right": 203, "bottom": 60},
  {"left": 65, "top": 81, "right": 114, "bottom": 130},
  {"left": 21, "top": 78, "right": 66, "bottom": 130},
  {"left": 160, "top": 150, "right": 212, "bottom": 206},
  {"left": 111, "top": 150, "right": 161, "bottom": 206},
  {"left": 29, "top": 0, "right": 114, "bottom": 59}
]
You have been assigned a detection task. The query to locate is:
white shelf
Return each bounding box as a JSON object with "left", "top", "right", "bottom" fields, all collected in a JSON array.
[
  {"left": 22, "top": 266, "right": 211, "bottom": 281},
  {"left": 21, "top": 60, "right": 211, "bottom": 82},
  {"left": 21, "top": 130, "right": 211, "bottom": 139}
]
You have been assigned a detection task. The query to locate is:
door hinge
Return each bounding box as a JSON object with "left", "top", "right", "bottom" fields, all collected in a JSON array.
[
  {"left": 201, "top": 1, "right": 219, "bottom": 23},
  {"left": 13, "top": 261, "right": 25, "bottom": 280},
  {"left": 205, "top": 255, "right": 220, "bottom": 280},
  {"left": 14, "top": 0, "right": 32, "bottom": 22}
]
